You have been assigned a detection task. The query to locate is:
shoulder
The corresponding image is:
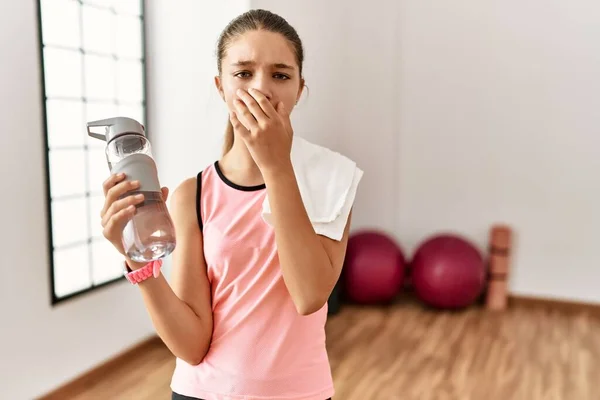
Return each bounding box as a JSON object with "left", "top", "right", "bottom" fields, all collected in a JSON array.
[
  {"left": 170, "top": 177, "right": 197, "bottom": 207},
  {"left": 169, "top": 163, "right": 214, "bottom": 207},
  {"left": 168, "top": 174, "right": 203, "bottom": 227},
  {"left": 169, "top": 164, "right": 216, "bottom": 230}
]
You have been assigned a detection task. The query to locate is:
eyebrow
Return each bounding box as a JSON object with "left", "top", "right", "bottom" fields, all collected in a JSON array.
[{"left": 231, "top": 60, "right": 295, "bottom": 70}]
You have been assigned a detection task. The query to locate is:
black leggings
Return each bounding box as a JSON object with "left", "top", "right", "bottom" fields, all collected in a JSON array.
[
  {"left": 172, "top": 392, "right": 330, "bottom": 400},
  {"left": 172, "top": 394, "right": 199, "bottom": 400}
]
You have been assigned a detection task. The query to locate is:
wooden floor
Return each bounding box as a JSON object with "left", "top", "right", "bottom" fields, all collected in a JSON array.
[
  {"left": 44, "top": 298, "right": 600, "bottom": 400},
  {"left": 326, "top": 298, "right": 600, "bottom": 400}
]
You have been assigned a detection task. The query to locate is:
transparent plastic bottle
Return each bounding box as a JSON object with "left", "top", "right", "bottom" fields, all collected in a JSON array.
[{"left": 87, "top": 116, "right": 176, "bottom": 262}]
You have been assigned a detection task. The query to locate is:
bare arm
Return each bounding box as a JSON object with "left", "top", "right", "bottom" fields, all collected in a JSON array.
[
  {"left": 229, "top": 88, "right": 353, "bottom": 316},
  {"left": 125, "top": 177, "right": 213, "bottom": 365},
  {"left": 263, "top": 163, "right": 352, "bottom": 315}
]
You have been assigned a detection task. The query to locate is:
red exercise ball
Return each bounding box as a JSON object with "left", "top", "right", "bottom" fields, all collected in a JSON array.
[
  {"left": 411, "top": 234, "right": 485, "bottom": 309},
  {"left": 343, "top": 231, "right": 405, "bottom": 304}
]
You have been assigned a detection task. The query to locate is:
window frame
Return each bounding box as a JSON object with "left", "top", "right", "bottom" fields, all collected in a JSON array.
[{"left": 35, "top": 0, "right": 149, "bottom": 305}]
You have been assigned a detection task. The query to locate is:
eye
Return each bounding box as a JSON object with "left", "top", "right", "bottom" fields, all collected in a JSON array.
[
  {"left": 274, "top": 73, "right": 290, "bottom": 80},
  {"left": 234, "top": 71, "right": 251, "bottom": 79}
]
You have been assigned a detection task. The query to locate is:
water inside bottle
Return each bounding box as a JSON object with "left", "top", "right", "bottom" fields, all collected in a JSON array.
[{"left": 121, "top": 191, "right": 176, "bottom": 262}]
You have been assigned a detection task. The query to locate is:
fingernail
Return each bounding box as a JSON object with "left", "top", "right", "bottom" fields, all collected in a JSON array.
[
  {"left": 117, "top": 173, "right": 125, "bottom": 178},
  {"left": 135, "top": 194, "right": 144, "bottom": 200},
  {"left": 132, "top": 180, "right": 140, "bottom": 185}
]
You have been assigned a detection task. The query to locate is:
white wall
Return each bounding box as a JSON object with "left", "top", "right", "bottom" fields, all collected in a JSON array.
[
  {"left": 395, "top": 1, "right": 600, "bottom": 303},
  {"left": 248, "top": 1, "right": 600, "bottom": 304},
  {"left": 0, "top": 2, "right": 155, "bottom": 398}
]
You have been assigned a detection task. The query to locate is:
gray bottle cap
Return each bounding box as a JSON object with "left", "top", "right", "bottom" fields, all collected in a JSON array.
[{"left": 86, "top": 116, "right": 145, "bottom": 143}]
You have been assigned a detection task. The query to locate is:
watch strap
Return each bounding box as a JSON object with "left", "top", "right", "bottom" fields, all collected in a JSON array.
[{"left": 124, "top": 259, "right": 163, "bottom": 284}]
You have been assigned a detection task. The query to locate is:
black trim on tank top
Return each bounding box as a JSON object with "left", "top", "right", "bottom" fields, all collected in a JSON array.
[
  {"left": 196, "top": 171, "right": 203, "bottom": 232},
  {"left": 214, "top": 160, "right": 266, "bottom": 191}
]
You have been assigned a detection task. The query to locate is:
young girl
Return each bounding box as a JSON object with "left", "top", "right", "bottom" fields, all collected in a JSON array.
[{"left": 100, "top": 9, "right": 356, "bottom": 400}]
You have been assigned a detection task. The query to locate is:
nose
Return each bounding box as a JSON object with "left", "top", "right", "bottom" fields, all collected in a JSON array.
[{"left": 247, "top": 74, "right": 272, "bottom": 101}]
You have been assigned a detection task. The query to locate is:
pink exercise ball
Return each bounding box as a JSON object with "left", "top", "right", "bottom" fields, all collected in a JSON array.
[
  {"left": 411, "top": 234, "right": 485, "bottom": 309},
  {"left": 343, "top": 231, "right": 405, "bottom": 304}
]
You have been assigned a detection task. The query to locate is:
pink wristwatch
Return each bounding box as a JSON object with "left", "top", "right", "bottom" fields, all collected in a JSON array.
[{"left": 124, "top": 259, "right": 163, "bottom": 284}]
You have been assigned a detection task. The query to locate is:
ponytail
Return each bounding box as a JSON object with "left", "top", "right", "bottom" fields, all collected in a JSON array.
[{"left": 222, "top": 119, "right": 234, "bottom": 155}]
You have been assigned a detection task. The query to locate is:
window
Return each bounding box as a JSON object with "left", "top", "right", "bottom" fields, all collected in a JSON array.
[{"left": 37, "top": 0, "right": 147, "bottom": 304}]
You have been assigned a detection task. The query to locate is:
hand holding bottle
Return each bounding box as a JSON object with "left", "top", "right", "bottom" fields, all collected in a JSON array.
[
  {"left": 100, "top": 172, "right": 170, "bottom": 267},
  {"left": 88, "top": 116, "right": 176, "bottom": 264}
]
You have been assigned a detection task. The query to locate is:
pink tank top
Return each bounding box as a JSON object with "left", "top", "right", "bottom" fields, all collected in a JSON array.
[{"left": 170, "top": 161, "right": 334, "bottom": 400}]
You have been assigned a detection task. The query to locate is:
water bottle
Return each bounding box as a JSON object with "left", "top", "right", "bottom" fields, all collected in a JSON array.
[{"left": 87, "top": 116, "right": 176, "bottom": 262}]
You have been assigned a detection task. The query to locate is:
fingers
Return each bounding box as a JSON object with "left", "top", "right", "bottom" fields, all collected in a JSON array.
[
  {"left": 100, "top": 175, "right": 141, "bottom": 235},
  {"left": 276, "top": 101, "right": 293, "bottom": 136},
  {"left": 239, "top": 88, "right": 276, "bottom": 119},
  {"left": 102, "top": 173, "right": 139, "bottom": 202},
  {"left": 102, "top": 172, "right": 126, "bottom": 196},
  {"left": 102, "top": 178, "right": 141, "bottom": 215},
  {"left": 99, "top": 175, "right": 172, "bottom": 255},
  {"left": 233, "top": 99, "right": 259, "bottom": 132},
  {"left": 100, "top": 175, "right": 146, "bottom": 246},
  {"left": 102, "top": 204, "right": 137, "bottom": 243},
  {"left": 101, "top": 192, "right": 145, "bottom": 228},
  {"left": 276, "top": 101, "right": 287, "bottom": 117},
  {"left": 230, "top": 111, "right": 251, "bottom": 140}
]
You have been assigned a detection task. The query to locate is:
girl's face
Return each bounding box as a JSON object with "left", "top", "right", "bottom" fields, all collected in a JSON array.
[{"left": 215, "top": 30, "right": 304, "bottom": 118}]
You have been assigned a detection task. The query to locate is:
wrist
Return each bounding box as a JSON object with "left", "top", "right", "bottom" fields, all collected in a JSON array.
[
  {"left": 123, "top": 258, "right": 163, "bottom": 284},
  {"left": 262, "top": 160, "right": 294, "bottom": 183},
  {"left": 125, "top": 257, "right": 147, "bottom": 271}
]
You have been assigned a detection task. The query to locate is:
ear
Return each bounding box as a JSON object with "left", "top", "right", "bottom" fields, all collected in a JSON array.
[
  {"left": 214, "top": 76, "right": 225, "bottom": 101},
  {"left": 295, "top": 78, "right": 305, "bottom": 105}
]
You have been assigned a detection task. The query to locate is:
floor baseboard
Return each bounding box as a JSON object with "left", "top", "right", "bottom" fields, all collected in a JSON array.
[
  {"left": 509, "top": 294, "right": 600, "bottom": 317},
  {"left": 37, "top": 335, "right": 163, "bottom": 400}
]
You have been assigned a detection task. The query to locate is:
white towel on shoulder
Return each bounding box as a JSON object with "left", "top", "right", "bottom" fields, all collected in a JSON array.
[{"left": 261, "top": 136, "right": 364, "bottom": 241}]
